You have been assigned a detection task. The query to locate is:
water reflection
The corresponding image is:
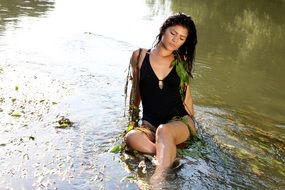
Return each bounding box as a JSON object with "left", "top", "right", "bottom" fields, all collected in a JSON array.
[
  {"left": 0, "top": 0, "right": 54, "bottom": 33},
  {"left": 164, "top": 0, "right": 285, "bottom": 125},
  {"left": 144, "top": 0, "right": 172, "bottom": 18}
]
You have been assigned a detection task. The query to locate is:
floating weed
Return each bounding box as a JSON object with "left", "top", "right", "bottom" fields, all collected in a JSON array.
[
  {"left": 56, "top": 116, "right": 73, "bottom": 128},
  {"left": 57, "top": 123, "right": 69, "bottom": 128},
  {"left": 177, "top": 138, "right": 206, "bottom": 159},
  {"left": 15, "top": 85, "right": 19, "bottom": 91},
  {"left": 120, "top": 175, "right": 135, "bottom": 182},
  {"left": 9, "top": 111, "right": 22, "bottom": 117},
  {"left": 177, "top": 148, "right": 201, "bottom": 159},
  {"left": 109, "top": 144, "right": 122, "bottom": 153}
]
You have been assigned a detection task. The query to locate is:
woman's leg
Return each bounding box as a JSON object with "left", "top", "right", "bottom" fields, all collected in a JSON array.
[
  {"left": 155, "top": 121, "right": 190, "bottom": 168},
  {"left": 125, "top": 130, "right": 156, "bottom": 155},
  {"left": 152, "top": 117, "right": 195, "bottom": 180}
]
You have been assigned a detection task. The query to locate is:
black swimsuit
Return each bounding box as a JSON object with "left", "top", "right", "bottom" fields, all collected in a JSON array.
[{"left": 139, "top": 50, "right": 188, "bottom": 127}]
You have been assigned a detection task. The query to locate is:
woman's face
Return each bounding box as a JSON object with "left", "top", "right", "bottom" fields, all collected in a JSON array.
[{"left": 161, "top": 25, "right": 188, "bottom": 51}]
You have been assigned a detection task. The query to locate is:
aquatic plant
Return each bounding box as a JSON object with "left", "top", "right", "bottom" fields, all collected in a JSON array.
[
  {"left": 57, "top": 116, "right": 73, "bottom": 128},
  {"left": 171, "top": 50, "right": 190, "bottom": 100}
]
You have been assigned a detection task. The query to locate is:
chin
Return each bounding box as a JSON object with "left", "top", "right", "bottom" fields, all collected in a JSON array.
[
  {"left": 169, "top": 44, "right": 178, "bottom": 51},
  {"left": 164, "top": 44, "right": 176, "bottom": 51},
  {"left": 168, "top": 47, "right": 177, "bottom": 52}
]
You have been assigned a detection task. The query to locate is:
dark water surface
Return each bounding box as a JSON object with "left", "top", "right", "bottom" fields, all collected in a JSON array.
[{"left": 0, "top": 0, "right": 284, "bottom": 189}]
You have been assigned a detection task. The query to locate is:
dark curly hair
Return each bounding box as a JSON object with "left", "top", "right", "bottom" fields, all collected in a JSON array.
[{"left": 154, "top": 12, "right": 197, "bottom": 78}]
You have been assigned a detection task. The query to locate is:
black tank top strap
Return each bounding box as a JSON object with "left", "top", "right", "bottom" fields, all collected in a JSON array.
[{"left": 140, "top": 49, "right": 151, "bottom": 71}]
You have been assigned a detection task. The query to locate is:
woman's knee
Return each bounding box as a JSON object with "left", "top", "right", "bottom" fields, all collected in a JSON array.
[
  {"left": 125, "top": 130, "right": 156, "bottom": 154},
  {"left": 156, "top": 124, "right": 173, "bottom": 140},
  {"left": 125, "top": 130, "right": 138, "bottom": 145}
]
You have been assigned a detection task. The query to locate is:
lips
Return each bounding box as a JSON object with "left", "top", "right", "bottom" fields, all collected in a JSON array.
[{"left": 169, "top": 43, "right": 177, "bottom": 49}]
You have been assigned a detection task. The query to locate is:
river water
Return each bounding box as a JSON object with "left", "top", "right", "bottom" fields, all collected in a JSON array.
[{"left": 0, "top": 0, "right": 284, "bottom": 189}]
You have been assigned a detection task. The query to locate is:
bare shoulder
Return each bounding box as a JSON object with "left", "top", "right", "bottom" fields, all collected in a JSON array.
[
  {"left": 131, "top": 48, "right": 148, "bottom": 60},
  {"left": 130, "top": 48, "right": 148, "bottom": 68}
]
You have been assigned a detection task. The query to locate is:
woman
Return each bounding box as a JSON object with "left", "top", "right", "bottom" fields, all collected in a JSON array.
[{"left": 125, "top": 12, "right": 197, "bottom": 179}]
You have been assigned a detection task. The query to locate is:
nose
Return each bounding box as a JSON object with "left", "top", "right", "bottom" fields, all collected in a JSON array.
[{"left": 172, "top": 35, "right": 178, "bottom": 43}]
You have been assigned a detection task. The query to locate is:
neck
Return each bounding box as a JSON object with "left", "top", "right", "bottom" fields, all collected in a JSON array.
[{"left": 153, "top": 43, "right": 173, "bottom": 58}]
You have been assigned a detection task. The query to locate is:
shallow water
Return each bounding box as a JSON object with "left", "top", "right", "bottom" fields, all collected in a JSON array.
[{"left": 0, "top": 0, "right": 284, "bottom": 189}]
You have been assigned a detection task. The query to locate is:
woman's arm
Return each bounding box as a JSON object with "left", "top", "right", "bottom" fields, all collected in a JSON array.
[
  {"left": 128, "top": 49, "right": 142, "bottom": 125},
  {"left": 183, "top": 84, "right": 194, "bottom": 117},
  {"left": 129, "top": 49, "right": 141, "bottom": 108}
]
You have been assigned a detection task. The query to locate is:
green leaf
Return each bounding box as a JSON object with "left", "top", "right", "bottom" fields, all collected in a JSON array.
[
  {"left": 10, "top": 111, "right": 22, "bottom": 117},
  {"left": 58, "top": 123, "right": 69, "bottom": 128},
  {"left": 57, "top": 117, "right": 73, "bottom": 128},
  {"left": 127, "top": 122, "right": 134, "bottom": 132},
  {"left": 171, "top": 59, "right": 177, "bottom": 66},
  {"left": 175, "top": 60, "right": 189, "bottom": 85},
  {"left": 109, "top": 144, "right": 122, "bottom": 153},
  {"left": 177, "top": 148, "right": 201, "bottom": 159}
]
